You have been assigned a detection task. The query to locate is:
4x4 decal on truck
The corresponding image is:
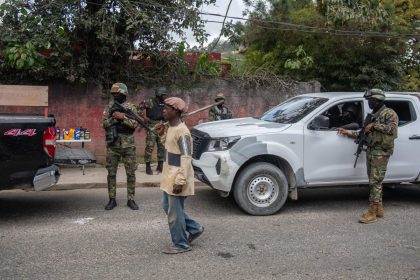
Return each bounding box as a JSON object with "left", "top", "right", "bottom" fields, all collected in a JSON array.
[{"left": 4, "top": 129, "right": 37, "bottom": 136}]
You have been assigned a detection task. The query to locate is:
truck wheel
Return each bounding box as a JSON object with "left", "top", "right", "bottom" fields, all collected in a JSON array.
[{"left": 233, "top": 162, "right": 288, "bottom": 216}]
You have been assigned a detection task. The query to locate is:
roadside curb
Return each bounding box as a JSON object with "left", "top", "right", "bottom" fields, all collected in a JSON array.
[{"left": 51, "top": 182, "right": 162, "bottom": 191}]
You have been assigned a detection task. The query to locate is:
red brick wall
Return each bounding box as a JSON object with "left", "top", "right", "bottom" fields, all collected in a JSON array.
[{"left": 0, "top": 80, "right": 320, "bottom": 164}]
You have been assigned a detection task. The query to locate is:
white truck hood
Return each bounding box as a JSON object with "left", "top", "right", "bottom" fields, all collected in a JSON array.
[{"left": 193, "top": 117, "right": 291, "bottom": 138}]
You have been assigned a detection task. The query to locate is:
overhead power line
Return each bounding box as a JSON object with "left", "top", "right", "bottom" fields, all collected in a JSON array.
[
  {"left": 208, "top": 0, "right": 233, "bottom": 52},
  {"left": 117, "top": 0, "right": 420, "bottom": 38},
  {"left": 13, "top": 0, "right": 420, "bottom": 39},
  {"left": 198, "top": 11, "right": 420, "bottom": 38}
]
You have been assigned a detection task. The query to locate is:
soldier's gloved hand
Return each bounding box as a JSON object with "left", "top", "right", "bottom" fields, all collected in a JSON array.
[
  {"left": 154, "top": 122, "right": 167, "bottom": 136},
  {"left": 173, "top": 184, "right": 183, "bottom": 194},
  {"left": 112, "top": 111, "right": 126, "bottom": 120}
]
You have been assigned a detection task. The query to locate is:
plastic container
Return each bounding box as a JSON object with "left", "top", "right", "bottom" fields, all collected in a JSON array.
[
  {"left": 63, "top": 128, "right": 70, "bottom": 140},
  {"left": 69, "top": 128, "right": 75, "bottom": 140},
  {"left": 84, "top": 129, "right": 90, "bottom": 140},
  {"left": 55, "top": 127, "right": 60, "bottom": 140},
  {"left": 74, "top": 128, "right": 80, "bottom": 140}
]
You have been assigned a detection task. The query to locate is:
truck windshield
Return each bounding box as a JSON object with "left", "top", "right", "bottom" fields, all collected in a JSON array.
[{"left": 260, "top": 96, "right": 328, "bottom": 124}]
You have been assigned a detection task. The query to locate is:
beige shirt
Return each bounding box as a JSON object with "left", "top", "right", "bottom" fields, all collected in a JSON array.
[{"left": 159, "top": 122, "right": 194, "bottom": 196}]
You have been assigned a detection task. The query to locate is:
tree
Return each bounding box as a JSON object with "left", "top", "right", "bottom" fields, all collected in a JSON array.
[
  {"left": 230, "top": 0, "right": 419, "bottom": 91},
  {"left": 0, "top": 0, "right": 216, "bottom": 87}
]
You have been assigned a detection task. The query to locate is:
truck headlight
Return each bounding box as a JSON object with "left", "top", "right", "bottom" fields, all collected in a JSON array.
[{"left": 207, "top": 136, "right": 241, "bottom": 152}]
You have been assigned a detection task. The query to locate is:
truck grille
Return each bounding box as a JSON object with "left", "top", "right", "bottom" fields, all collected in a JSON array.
[{"left": 191, "top": 128, "right": 210, "bottom": 160}]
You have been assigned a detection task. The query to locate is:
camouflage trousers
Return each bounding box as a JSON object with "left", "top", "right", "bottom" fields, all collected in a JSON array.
[
  {"left": 144, "top": 122, "right": 164, "bottom": 163},
  {"left": 366, "top": 153, "right": 390, "bottom": 203},
  {"left": 106, "top": 146, "right": 137, "bottom": 200}
]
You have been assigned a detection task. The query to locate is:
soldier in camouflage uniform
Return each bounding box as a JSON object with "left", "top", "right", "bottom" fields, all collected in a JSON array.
[
  {"left": 338, "top": 89, "right": 398, "bottom": 223},
  {"left": 208, "top": 92, "right": 232, "bottom": 122},
  {"left": 138, "top": 87, "right": 167, "bottom": 175},
  {"left": 102, "top": 83, "right": 139, "bottom": 210}
]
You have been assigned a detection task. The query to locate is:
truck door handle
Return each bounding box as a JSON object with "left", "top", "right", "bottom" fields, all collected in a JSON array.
[{"left": 409, "top": 135, "right": 420, "bottom": 140}]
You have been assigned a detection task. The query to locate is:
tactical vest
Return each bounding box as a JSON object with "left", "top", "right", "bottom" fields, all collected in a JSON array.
[
  {"left": 115, "top": 122, "right": 135, "bottom": 134},
  {"left": 109, "top": 102, "right": 136, "bottom": 135},
  {"left": 214, "top": 106, "right": 230, "bottom": 120},
  {"left": 146, "top": 98, "right": 164, "bottom": 121},
  {"left": 368, "top": 106, "right": 398, "bottom": 153}
]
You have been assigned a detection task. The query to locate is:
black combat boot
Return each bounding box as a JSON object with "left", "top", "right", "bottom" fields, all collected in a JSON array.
[
  {"left": 156, "top": 161, "right": 163, "bottom": 172},
  {"left": 146, "top": 162, "right": 153, "bottom": 175},
  {"left": 105, "top": 198, "right": 117, "bottom": 210},
  {"left": 127, "top": 199, "right": 139, "bottom": 210}
]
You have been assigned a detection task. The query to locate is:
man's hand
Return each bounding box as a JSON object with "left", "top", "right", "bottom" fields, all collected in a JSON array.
[
  {"left": 173, "top": 184, "right": 183, "bottom": 194},
  {"left": 337, "top": 128, "right": 348, "bottom": 136},
  {"left": 112, "top": 111, "right": 126, "bottom": 120},
  {"left": 143, "top": 116, "right": 150, "bottom": 124},
  {"left": 364, "top": 123, "right": 374, "bottom": 133},
  {"left": 154, "top": 122, "right": 167, "bottom": 136}
]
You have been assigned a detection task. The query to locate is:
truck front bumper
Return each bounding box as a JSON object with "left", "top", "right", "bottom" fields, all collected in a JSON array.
[
  {"left": 33, "top": 165, "right": 60, "bottom": 191},
  {"left": 192, "top": 151, "right": 242, "bottom": 194}
]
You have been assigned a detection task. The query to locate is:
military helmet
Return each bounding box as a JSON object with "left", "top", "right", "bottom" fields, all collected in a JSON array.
[
  {"left": 342, "top": 103, "right": 358, "bottom": 116},
  {"left": 364, "top": 88, "right": 385, "bottom": 101},
  {"left": 155, "top": 87, "right": 167, "bottom": 97},
  {"left": 215, "top": 92, "right": 226, "bottom": 101},
  {"left": 110, "top": 83, "right": 128, "bottom": 96}
]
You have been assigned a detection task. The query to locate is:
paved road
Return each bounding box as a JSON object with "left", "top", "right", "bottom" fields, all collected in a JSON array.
[{"left": 1, "top": 185, "right": 420, "bottom": 280}]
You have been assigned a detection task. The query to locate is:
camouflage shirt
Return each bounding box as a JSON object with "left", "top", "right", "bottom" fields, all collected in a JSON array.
[
  {"left": 208, "top": 105, "right": 232, "bottom": 121},
  {"left": 348, "top": 105, "right": 398, "bottom": 156},
  {"left": 102, "top": 101, "right": 139, "bottom": 148},
  {"left": 138, "top": 97, "right": 165, "bottom": 122}
]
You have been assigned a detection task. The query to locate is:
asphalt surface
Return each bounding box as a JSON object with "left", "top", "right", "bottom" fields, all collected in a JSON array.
[{"left": 1, "top": 185, "right": 420, "bottom": 280}]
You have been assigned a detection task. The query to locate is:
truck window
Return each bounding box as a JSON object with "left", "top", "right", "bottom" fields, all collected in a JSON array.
[
  {"left": 321, "top": 101, "right": 363, "bottom": 130},
  {"left": 260, "top": 96, "right": 328, "bottom": 124},
  {"left": 384, "top": 100, "right": 417, "bottom": 126}
]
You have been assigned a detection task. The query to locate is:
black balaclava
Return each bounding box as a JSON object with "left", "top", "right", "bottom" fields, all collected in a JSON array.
[
  {"left": 368, "top": 98, "right": 384, "bottom": 113},
  {"left": 113, "top": 93, "right": 127, "bottom": 104},
  {"left": 216, "top": 99, "right": 224, "bottom": 108}
]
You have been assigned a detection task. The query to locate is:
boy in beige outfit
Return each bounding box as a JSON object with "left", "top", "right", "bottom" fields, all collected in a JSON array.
[{"left": 155, "top": 97, "right": 204, "bottom": 254}]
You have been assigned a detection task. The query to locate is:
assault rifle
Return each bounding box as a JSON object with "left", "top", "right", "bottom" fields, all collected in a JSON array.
[
  {"left": 353, "top": 113, "right": 375, "bottom": 168},
  {"left": 110, "top": 102, "right": 155, "bottom": 133}
]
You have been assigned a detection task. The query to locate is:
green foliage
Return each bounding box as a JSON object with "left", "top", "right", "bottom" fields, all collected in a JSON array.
[
  {"left": 284, "top": 45, "right": 314, "bottom": 70},
  {"left": 193, "top": 53, "right": 221, "bottom": 80},
  {"left": 4, "top": 42, "right": 45, "bottom": 70},
  {"left": 0, "top": 0, "right": 216, "bottom": 87},
  {"left": 401, "top": 68, "right": 420, "bottom": 91},
  {"left": 233, "top": 0, "right": 419, "bottom": 91}
]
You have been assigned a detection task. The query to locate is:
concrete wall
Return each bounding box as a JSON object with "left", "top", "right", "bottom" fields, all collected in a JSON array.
[{"left": 0, "top": 79, "right": 320, "bottom": 164}]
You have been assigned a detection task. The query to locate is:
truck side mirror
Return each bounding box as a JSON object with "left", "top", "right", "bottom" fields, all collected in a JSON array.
[{"left": 309, "top": 115, "right": 330, "bottom": 130}]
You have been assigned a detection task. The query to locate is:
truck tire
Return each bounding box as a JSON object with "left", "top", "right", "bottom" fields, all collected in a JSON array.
[{"left": 233, "top": 162, "right": 288, "bottom": 216}]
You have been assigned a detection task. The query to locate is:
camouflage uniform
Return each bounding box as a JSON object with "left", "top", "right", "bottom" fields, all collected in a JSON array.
[
  {"left": 208, "top": 105, "right": 233, "bottom": 121},
  {"left": 208, "top": 92, "right": 232, "bottom": 121},
  {"left": 102, "top": 85, "right": 138, "bottom": 200},
  {"left": 138, "top": 90, "right": 166, "bottom": 164},
  {"left": 348, "top": 105, "right": 398, "bottom": 202}
]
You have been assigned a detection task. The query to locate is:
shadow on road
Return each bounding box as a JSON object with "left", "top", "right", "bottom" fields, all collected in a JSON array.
[
  {"left": 1, "top": 185, "right": 419, "bottom": 220},
  {"left": 282, "top": 184, "right": 420, "bottom": 214},
  {"left": 0, "top": 190, "right": 104, "bottom": 221}
]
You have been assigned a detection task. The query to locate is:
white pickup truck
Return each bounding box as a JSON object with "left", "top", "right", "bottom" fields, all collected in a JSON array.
[{"left": 191, "top": 92, "right": 420, "bottom": 215}]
